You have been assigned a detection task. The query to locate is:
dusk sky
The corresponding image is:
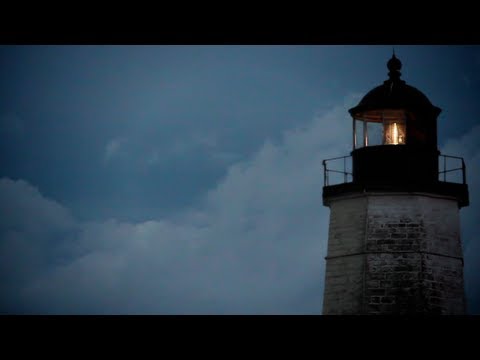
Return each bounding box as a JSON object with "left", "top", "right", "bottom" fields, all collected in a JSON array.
[{"left": 1, "top": 45, "right": 479, "bottom": 314}]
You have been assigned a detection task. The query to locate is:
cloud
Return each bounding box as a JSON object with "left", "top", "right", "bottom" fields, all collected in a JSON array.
[
  {"left": 0, "top": 178, "right": 75, "bottom": 234},
  {"left": 1, "top": 94, "right": 357, "bottom": 314},
  {"left": 169, "top": 132, "right": 218, "bottom": 157},
  {"left": 210, "top": 151, "right": 242, "bottom": 164},
  {"left": 104, "top": 138, "right": 125, "bottom": 162},
  {"left": 146, "top": 148, "right": 160, "bottom": 165},
  {"left": 0, "top": 178, "right": 78, "bottom": 313},
  {"left": 142, "top": 133, "right": 240, "bottom": 168},
  {"left": 2, "top": 93, "right": 478, "bottom": 314}
]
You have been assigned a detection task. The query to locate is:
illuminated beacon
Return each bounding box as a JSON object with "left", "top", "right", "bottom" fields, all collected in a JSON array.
[{"left": 321, "top": 53, "right": 469, "bottom": 314}]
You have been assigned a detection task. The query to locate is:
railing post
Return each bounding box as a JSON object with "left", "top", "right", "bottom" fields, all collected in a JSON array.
[
  {"left": 353, "top": 118, "right": 356, "bottom": 150},
  {"left": 444, "top": 155, "right": 446, "bottom": 182},
  {"left": 322, "top": 160, "right": 327, "bottom": 186},
  {"left": 462, "top": 158, "right": 466, "bottom": 185},
  {"left": 344, "top": 156, "right": 347, "bottom": 183}
]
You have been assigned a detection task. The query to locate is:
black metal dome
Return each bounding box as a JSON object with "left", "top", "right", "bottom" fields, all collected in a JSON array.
[{"left": 349, "top": 54, "right": 441, "bottom": 118}]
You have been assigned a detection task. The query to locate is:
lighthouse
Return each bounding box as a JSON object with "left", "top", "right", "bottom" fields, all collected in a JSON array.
[{"left": 322, "top": 53, "right": 469, "bottom": 314}]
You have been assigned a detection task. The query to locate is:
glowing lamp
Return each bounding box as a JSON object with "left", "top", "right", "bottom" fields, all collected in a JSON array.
[{"left": 384, "top": 118, "right": 406, "bottom": 145}]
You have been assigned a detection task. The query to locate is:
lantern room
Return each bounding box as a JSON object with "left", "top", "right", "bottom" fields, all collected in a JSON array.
[
  {"left": 322, "top": 52, "right": 469, "bottom": 209},
  {"left": 349, "top": 53, "right": 441, "bottom": 151},
  {"left": 344, "top": 53, "right": 444, "bottom": 186}
]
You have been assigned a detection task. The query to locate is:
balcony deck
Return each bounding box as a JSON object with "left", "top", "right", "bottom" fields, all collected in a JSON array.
[{"left": 322, "top": 149, "right": 469, "bottom": 208}]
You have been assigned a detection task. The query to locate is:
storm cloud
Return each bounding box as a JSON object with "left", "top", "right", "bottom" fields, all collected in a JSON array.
[{"left": 0, "top": 97, "right": 354, "bottom": 314}]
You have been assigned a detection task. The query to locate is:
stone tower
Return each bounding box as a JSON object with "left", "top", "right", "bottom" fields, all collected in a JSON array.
[{"left": 322, "top": 54, "right": 469, "bottom": 314}]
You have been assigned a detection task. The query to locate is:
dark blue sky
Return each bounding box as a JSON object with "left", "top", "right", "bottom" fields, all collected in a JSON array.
[{"left": 1, "top": 45, "right": 479, "bottom": 314}]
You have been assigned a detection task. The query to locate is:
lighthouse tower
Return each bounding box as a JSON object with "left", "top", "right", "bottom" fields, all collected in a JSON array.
[{"left": 322, "top": 54, "right": 469, "bottom": 314}]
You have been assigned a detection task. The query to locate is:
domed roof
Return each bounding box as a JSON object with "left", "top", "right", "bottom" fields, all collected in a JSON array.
[{"left": 349, "top": 54, "right": 441, "bottom": 119}]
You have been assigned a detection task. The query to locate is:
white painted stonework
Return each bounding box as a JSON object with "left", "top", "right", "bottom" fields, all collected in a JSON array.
[{"left": 323, "top": 193, "right": 465, "bottom": 314}]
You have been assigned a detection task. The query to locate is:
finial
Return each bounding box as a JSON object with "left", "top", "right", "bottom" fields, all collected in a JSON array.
[{"left": 387, "top": 50, "right": 402, "bottom": 81}]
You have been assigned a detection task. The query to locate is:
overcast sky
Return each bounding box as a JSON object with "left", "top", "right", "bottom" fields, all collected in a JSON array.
[{"left": 1, "top": 45, "right": 479, "bottom": 314}]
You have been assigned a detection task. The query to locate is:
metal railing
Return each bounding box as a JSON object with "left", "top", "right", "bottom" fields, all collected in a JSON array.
[
  {"left": 438, "top": 154, "right": 466, "bottom": 184},
  {"left": 323, "top": 153, "right": 466, "bottom": 187},
  {"left": 322, "top": 155, "right": 353, "bottom": 186}
]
